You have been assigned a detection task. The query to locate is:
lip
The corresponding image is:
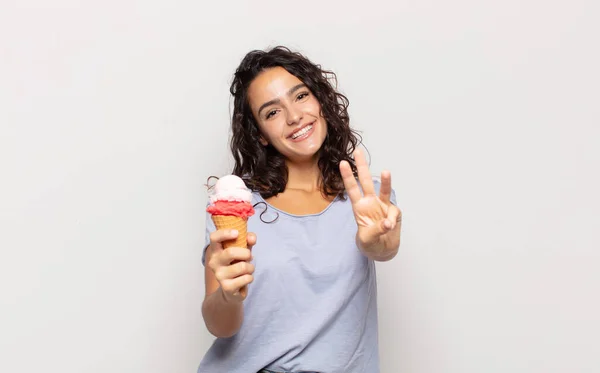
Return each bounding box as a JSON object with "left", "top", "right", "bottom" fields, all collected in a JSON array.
[{"left": 287, "top": 121, "right": 316, "bottom": 139}]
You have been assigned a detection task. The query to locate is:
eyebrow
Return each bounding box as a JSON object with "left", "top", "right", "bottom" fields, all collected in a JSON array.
[{"left": 257, "top": 83, "right": 307, "bottom": 117}]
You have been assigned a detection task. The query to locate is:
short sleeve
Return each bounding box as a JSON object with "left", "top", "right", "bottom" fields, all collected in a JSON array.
[{"left": 202, "top": 200, "right": 216, "bottom": 266}]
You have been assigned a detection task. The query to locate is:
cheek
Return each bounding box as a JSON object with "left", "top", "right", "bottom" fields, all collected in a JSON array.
[
  {"left": 257, "top": 121, "right": 282, "bottom": 143},
  {"left": 254, "top": 123, "right": 269, "bottom": 143},
  {"left": 309, "top": 99, "right": 324, "bottom": 118}
]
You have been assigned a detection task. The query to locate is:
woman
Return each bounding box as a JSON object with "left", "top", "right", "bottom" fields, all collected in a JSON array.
[{"left": 198, "top": 46, "right": 402, "bottom": 373}]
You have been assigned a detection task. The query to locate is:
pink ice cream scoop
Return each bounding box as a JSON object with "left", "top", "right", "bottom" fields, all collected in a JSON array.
[{"left": 207, "top": 175, "right": 254, "bottom": 218}]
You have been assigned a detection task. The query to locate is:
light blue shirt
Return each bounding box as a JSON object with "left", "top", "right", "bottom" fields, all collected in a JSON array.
[{"left": 198, "top": 179, "right": 396, "bottom": 373}]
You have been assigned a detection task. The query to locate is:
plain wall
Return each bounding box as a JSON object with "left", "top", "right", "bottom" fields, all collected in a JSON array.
[{"left": 1, "top": 0, "right": 598, "bottom": 372}]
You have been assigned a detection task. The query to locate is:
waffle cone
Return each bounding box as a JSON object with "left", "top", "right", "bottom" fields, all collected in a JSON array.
[
  {"left": 211, "top": 215, "right": 248, "bottom": 249},
  {"left": 211, "top": 214, "right": 250, "bottom": 297}
]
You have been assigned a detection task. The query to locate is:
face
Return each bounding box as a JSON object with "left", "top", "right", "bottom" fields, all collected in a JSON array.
[{"left": 247, "top": 66, "right": 327, "bottom": 163}]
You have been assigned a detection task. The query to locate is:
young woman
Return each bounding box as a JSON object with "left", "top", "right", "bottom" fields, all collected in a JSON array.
[{"left": 198, "top": 46, "right": 402, "bottom": 373}]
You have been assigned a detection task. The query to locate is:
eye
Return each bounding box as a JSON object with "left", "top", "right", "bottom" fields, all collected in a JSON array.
[
  {"left": 297, "top": 92, "right": 309, "bottom": 100},
  {"left": 265, "top": 109, "right": 278, "bottom": 119}
]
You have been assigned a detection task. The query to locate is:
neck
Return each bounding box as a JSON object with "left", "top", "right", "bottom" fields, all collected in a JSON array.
[{"left": 285, "top": 157, "right": 321, "bottom": 193}]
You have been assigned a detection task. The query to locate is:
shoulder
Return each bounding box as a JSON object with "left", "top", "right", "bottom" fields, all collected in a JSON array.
[{"left": 250, "top": 191, "right": 263, "bottom": 205}]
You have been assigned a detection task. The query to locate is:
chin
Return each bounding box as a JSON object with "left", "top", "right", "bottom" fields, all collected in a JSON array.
[{"left": 290, "top": 141, "right": 326, "bottom": 160}]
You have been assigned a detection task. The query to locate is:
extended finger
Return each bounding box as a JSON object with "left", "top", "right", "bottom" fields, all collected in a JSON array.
[
  {"left": 354, "top": 149, "right": 375, "bottom": 195},
  {"left": 379, "top": 170, "right": 392, "bottom": 205},
  {"left": 340, "top": 160, "right": 362, "bottom": 203}
]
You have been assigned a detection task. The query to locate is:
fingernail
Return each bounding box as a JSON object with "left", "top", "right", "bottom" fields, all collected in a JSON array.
[{"left": 231, "top": 230, "right": 238, "bottom": 236}]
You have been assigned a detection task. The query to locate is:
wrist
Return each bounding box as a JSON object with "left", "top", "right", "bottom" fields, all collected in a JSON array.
[{"left": 219, "top": 286, "right": 242, "bottom": 305}]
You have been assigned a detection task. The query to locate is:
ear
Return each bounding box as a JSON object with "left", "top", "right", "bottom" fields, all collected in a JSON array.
[{"left": 259, "top": 135, "right": 268, "bottom": 146}]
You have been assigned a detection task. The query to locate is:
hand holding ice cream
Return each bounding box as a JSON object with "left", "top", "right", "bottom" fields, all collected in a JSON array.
[{"left": 206, "top": 175, "right": 255, "bottom": 299}]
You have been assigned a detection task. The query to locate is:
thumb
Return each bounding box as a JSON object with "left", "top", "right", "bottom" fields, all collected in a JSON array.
[
  {"left": 381, "top": 218, "right": 393, "bottom": 232},
  {"left": 373, "top": 218, "right": 393, "bottom": 237},
  {"left": 359, "top": 220, "right": 390, "bottom": 246}
]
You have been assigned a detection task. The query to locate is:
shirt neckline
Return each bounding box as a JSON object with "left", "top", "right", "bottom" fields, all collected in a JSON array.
[{"left": 254, "top": 192, "right": 342, "bottom": 218}]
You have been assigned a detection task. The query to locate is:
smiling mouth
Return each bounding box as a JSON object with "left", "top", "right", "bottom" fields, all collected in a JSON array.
[{"left": 289, "top": 122, "right": 315, "bottom": 140}]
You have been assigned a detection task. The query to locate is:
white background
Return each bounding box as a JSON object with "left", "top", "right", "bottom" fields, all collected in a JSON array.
[{"left": 1, "top": 0, "right": 599, "bottom": 372}]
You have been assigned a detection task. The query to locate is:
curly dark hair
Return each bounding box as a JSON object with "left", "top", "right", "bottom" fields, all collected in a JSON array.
[{"left": 229, "top": 46, "right": 361, "bottom": 199}]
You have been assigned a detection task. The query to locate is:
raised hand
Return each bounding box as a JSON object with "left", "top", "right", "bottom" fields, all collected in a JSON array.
[{"left": 339, "top": 149, "right": 402, "bottom": 259}]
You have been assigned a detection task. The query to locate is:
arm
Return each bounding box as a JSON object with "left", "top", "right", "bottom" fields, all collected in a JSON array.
[
  {"left": 201, "top": 230, "right": 256, "bottom": 338},
  {"left": 202, "top": 272, "right": 244, "bottom": 338}
]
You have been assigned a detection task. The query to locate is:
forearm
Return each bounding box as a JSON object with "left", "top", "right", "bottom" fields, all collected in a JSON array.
[{"left": 202, "top": 287, "right": 244, "bottom": 338}]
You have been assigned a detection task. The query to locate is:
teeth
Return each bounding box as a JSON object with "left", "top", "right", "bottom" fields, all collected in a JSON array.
[{"left": 292, "top": 125, "right": 312, "bottom": 139}]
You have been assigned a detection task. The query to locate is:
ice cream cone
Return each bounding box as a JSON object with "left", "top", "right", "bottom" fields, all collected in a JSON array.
[
  {"left": 211, "top": 215, "right": 249, "bottom": 297},
  {"left": 206, "top": 175, "right": 255, "bottom": 298},
  {"left": 211, "top": 215, "right": 248, "bottom": 249}
]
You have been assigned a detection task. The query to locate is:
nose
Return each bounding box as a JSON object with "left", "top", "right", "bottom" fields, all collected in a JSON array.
[{"left": 286, "top": 105, "right": 303, "bottom": 125}]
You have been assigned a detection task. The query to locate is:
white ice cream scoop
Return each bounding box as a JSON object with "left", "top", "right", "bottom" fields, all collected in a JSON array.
[{"left": 210, "top": 175, "right": 252, "bottom": 203}]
